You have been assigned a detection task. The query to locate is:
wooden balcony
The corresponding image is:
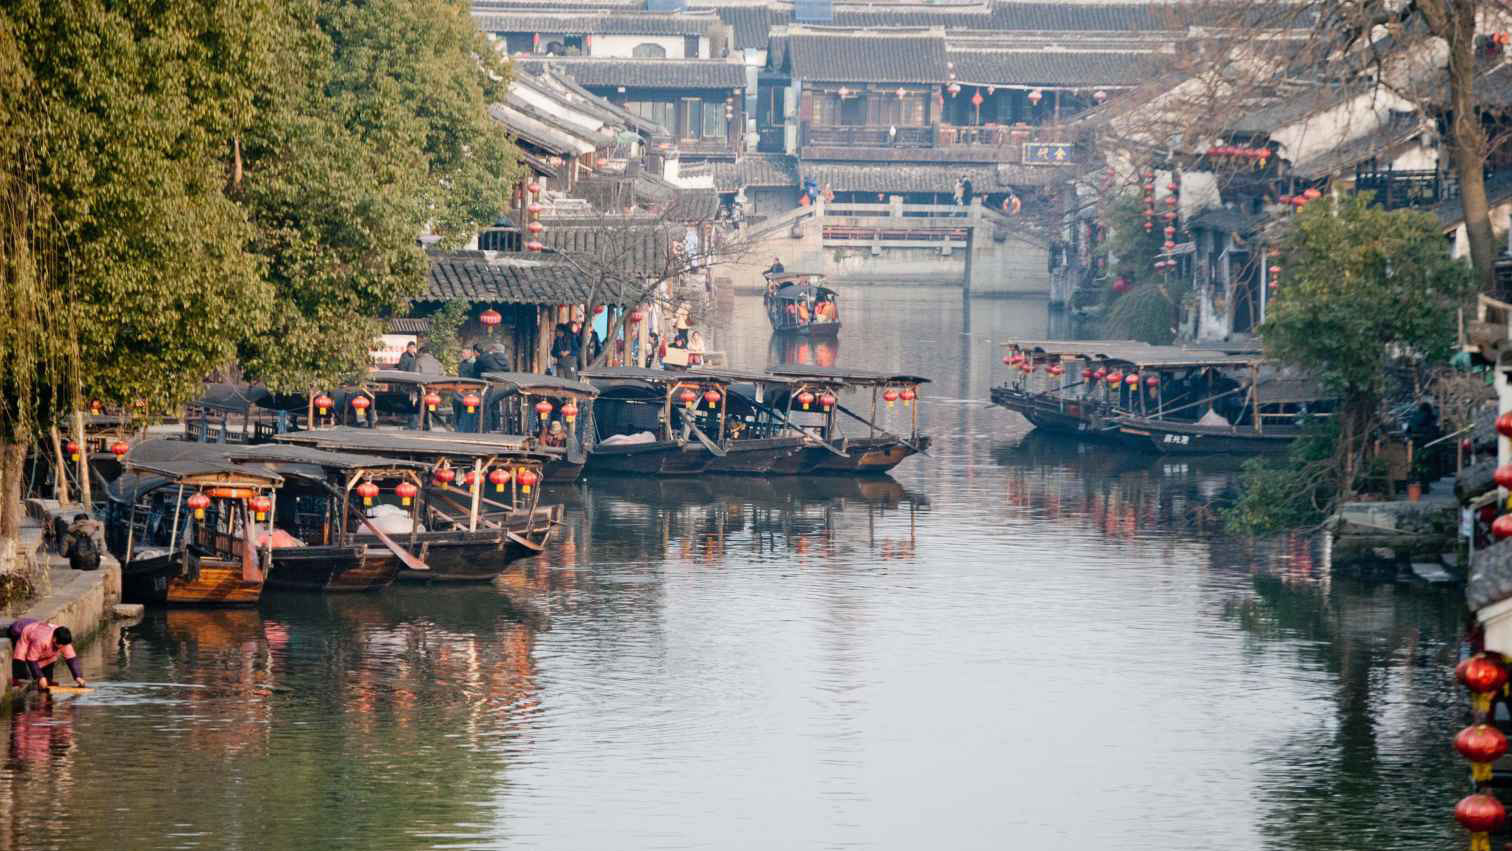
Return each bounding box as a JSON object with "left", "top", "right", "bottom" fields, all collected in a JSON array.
[{"left": 798, "top": 122, "right": 1077, "bottom": 164}]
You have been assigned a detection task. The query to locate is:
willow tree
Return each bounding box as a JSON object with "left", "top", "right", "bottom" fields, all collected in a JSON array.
[{"left": 235, "top": 0, "right": 522, "bottom": 392}]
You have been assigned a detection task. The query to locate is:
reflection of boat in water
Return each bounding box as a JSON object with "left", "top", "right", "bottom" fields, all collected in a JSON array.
[
  {"left": 763, "top": 272, "right": 840, "bottom": 336},
  {"left": 585, "top": 471, "right": 913, "bottom": 508},
  {"left": 769, "top": 333, "right": 838, "bottom": 368}
]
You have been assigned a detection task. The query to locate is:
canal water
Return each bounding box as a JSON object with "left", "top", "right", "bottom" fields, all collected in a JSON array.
[{"left": 2, "top": 287, "right": 1466, "bottom": 850}]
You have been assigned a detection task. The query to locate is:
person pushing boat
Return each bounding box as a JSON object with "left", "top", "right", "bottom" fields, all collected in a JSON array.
[{"left": 7, "top": 618, "right": 86, "bottom": 691}]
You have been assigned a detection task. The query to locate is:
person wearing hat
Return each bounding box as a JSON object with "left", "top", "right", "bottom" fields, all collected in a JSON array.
[
  {"left": 542, "top": 419, "right": 567, "bottom": 448},
  {"left": 7, "top": 618, "right": 86, "bottom": 691}
]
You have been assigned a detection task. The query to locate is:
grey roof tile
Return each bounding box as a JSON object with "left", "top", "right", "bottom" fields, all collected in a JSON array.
[
  {"left": 946, "top": 48, "right": 1161, "bottom": 86},
  {"left": 782, "top": 29, "right": 948, "bottom": 83},
  {"left": 515, "top": 57, "right": 747, "bottom": 89},
  {"left": 474, "top": 11, "right": 719, "bottom": 36},
  {"left": 800, "top": 160, "right": 1063, "bottom": 192},
  {"left": 427, "top": 252, "right": 594, "bottom": 304},
  {"left": 681, "top": 154, "right": 799, "bottom": 190}
]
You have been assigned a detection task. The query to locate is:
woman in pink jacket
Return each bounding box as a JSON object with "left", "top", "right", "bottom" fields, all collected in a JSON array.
[{"left": 7, "top": 618, "right": 85, "bottom": 691}]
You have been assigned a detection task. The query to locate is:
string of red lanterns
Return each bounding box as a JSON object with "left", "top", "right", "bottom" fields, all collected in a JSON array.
[{"left": 1454, "top": 652, "right": 1511, "bottom": 851}]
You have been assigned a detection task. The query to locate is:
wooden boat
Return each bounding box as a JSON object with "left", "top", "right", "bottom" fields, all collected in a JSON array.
[
  {"left": 763, "top": 272, "right": 840, "bottom": 336},
  {"left": 104, "top": 450, "right": 283, "bottom": 606},
  {"left": 581, "top": 367, "right": 719, "bottom": 476},
  {"left": 684, "top": 368, "right": 813, "bottom": 473},
  {"left": 126, "top": 440, "right": 434, "bottom": 592},
  {"left": 767, "top": 367, "right": 931, "bottom": 474},
  {"left": 478, "top": 371, "right": 599, "bottom": 482},
  {"left": 992, "top": 340, "right": 1326, "bottom": 455},
  {"left": 271, "top": 428, "right": 560, "bottom": 581}
]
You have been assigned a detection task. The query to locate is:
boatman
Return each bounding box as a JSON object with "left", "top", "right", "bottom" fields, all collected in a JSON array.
[{"left": 7, "top": 618, "right": 86, "bottom": 691}]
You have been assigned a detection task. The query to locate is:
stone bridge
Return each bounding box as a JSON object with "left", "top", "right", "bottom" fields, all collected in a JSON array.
[{"left": 724, "top": 198, "right": 1050, "bottom": 296}]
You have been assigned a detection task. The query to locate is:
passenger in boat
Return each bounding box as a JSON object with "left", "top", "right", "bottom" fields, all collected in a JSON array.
[
  {"left": 542, "top": 420, "right": 567, "bottom": 448},
  {"left": 766, "top": 257, "right": 785, "bottom": 276},
  {"left": 6, "top": 619, "right": 85, "bottom": 691},
  {"left": 397, "top": 342, "right": 418, "bottom": 372},
  {"left": 814, "top": 294, "right": 836, "bottom": 321}
]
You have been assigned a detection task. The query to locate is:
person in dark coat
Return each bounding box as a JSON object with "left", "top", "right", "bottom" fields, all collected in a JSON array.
[
  {"left": 476, "top": 344, "right": 510, "bottom": 375},
  {"left": 457, "top": 345, "right": 479, "bottom": 379},
  {"left": 551, "top": 325, "right": 578, "bottom": 378},
  {"left": 961, "top": 176, "right": 974, "bottom": 206},
  {"left": 396, "top": 342, "right": 418, "bottom": 372}
]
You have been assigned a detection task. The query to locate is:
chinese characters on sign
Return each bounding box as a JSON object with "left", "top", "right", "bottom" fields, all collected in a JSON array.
[{"left": 1022, "top": 143, "right": 1073, "bottom": 164}]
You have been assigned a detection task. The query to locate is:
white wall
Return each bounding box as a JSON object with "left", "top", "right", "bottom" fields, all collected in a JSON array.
[
  {"left": 589, "top": 34, "right": 703, "bottom": 59},
  {"left": 1271, "top": 88, "right": 1417, "bottom": 168}
]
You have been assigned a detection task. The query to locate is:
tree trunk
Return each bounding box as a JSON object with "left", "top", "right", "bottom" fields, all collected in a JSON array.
[
  {"left": 1432, "top": 0, "right": 1496, "bottom": 291},
  {"left": 73, "top": 409, "right": 92, "bottom": 509},
  {"left": 48, "top": 425, "right": 69, "bottom": 504},
  {"left": 0, "top": 441, "right": 27, "bottom": 574}
]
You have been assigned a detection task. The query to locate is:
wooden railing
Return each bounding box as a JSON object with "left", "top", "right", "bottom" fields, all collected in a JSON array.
[{"left": 800, "top": 125, "right": 935, "bottom": 148}]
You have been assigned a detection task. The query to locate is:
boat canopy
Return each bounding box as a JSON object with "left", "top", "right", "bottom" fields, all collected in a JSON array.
[
  {"left": 225, "top": 443, "right": 428, "bottom": 476},
  {"left": 1000, "top": 340, "right": 1259, "bottom": 370},
  {"left": 764, "top": 271, "right": 825, "bottom": 284},
  {"left": 688, "top": 367, "right": 798, "bottom": 386},
  {"left": 769, "top": 366, "right": 930, "bottom": 386},
  {"left": 189, "top": 383, "right": 305, "bottom": 413},
  {"left": 363, "top": 371, "right": 487, "bottom": 393},
  {"left": 480, "top": 371, "right": 599, "bottom": 399},
  {"left": 772, "top": 283, "right": 837, "bottom": 301},
  {"left": 273, "top": 427, "right": 545, "bottom": 461}
]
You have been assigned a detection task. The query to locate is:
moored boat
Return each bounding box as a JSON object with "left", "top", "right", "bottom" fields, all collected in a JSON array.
[
  {"left": 105, "top": 449, "right": 283, "bottom": 606},
  {"left": 581, "top": 367, "right": 720, "bottom": 476},
  {"left": 271, "top": 427, "right": 560, "bottom": 581},
  {"left": 768, "top": 366, "right": 931, "bottom": 474},
  {"left": 478, "top": 371, "right": 598, "bottom": 482}
]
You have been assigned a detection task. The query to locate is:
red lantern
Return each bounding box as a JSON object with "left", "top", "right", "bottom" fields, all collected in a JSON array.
[
  {"left": 110, "top": 440, "right": 129, "bottom": 458},
  {"left": 1164, "top": 210, "right": 1177, "bottom": 221},
  {"left": 947, "top": 82, "right": 961, "bottom": 96},
  {"left": 433, "top": 466, "right": 456, "bottom": 486},
  {"left": 463, "top": 470, "right": 478, "bottom": 488},
  {"left": 395, "top": 482, "right": 418, "bottom": 506},
  {"left": 489, "top": 467, "right": 512, "bottom": 493},
  {"left": 1082, "top": 368, "right": 1096, "bottom": 380},
  {"left": 423, "top": 391, "right": 442, "bottom": 412},
  {"left": 527, "top": 221, "right": 543, "bottom": 234},
  {"left": 1145, "top": 374, "right": 1160, "bottom": 387},
  {"left": 1106, "top": 371, "right": 1122, "bottom": 386},
  {"left": 527, "top": 182, "right": 541, "bottom": 195},
  {"left": 1495, "top": 465, "right": 1512, "bottom": 488},
  {"left": 628, "top": 309, "right": 644, "bottom": 324},
  {"left": 901, "top": 388, "right": 917, "bottom": 404},
  {"left": 480, "top": 308, "right": 502, "bottom": 332},
  {"left": 187, "top": 492, "right": 211, "bottom": 520},
  {"left": 1463, "top": 655, "right": 1509, "bottom": 693},
  {"left": 1093, "top": 368, "right": 1107, "bottom": 380},
  {"left": 351, "top": 395, "right": 370, "bottom": 413},
  {"left": 819, "top": 392, "right": 837, "bottom": 410},
  {"left": 1163, "top": 240, "right": 1176, "bottom": 251},
  {"left": 526, "top": 240, "right": 544, "bottom": 252},
  {"left": 562, "top": 402, "right": 578, "bottom": 423},
  {"left": 534, "top": 399, "right": 554, "bottom": 418},
  {"left": 1124, "top": 373, "right": 1140, "bottom": 386},
  {"left": 249, "top": 494, "right": 272, "bottom": 521},
  {"left": 527, "top": 201, "right": 543, "bottom": 215},
  {"left": 1165, "top": 195, "right": 1176, "bottom": 206},
  {"left": 1495, "top": 514, "right": 1512, "bottom": 540},
  {"left": 1456, "top": 724, "right": 1509, "bottom": 781},
  {"left": 66, "top": 440, "right": 80, "bottom": 461},
  {"left": 679, "top": 387, "right": 698, "bottom": 408},
  {"left": 314, "top": 393, "right": 333, "bottom": 414},
  {"left": 797, "top": 391, "right": 816, "bottom": 410},
  {"left": 596, "top": 157, "right": 609, "bottom": 168},
  {"left": 970, "top": 90, "right": 983, "bottom": 107},
  {"left": 1164, "top": 226, "right": 1175, "bottom": 238},
  {"left": 1112, "top": 277, "right": 1131, "bottom": 294},
  {"left": 594, "top": 304, "right": 606, "bottom": 315},
  {"left": 1027, "top": 89, "right": 1042, "bottom": 105},
  {"left": 883, "top": 388, "right": 900, "bottom": 408},
  {"left": 1143, "top": 222, "right": 1153, "bottom": 232},
  {"left": 462, "top": 393, "right": 481, "bottom": 414},
  {"left": 703, "top": 389, "right": 721, "bottom": 408},
  {"left": 1455, "top": 793, "right": 1506, "bottom": 835},
  {"left": 356, "top": 481, "right": 379, "bottom": 506},
  {"left": 1303, "top": 187, "right": 1322, "bottom": 200},
  {"left": 1497, "top": 412, "right": 1512, "bottom": 437},
  {"left": 1268, "top": 264, "right": 1281, "bottom": 277},
  {"left": 517, "top": 468, "right": 539, "bottom": 494}
]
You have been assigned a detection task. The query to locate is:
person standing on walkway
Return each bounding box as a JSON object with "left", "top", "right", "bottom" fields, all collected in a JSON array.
[
  {"left": 7, "top": 619, "right": 85, "bottom": 691},
  {"left": 397, "top": 342, "right": 418, "bottom": 372}
]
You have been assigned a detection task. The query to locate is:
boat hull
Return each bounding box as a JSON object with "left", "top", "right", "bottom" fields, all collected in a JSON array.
[
  {"left": 705, "top": 437, "right": 805, "bottom": 474},
  {"left": 265, "top": 545, "right": 400, "bottom": 593},
  {"left": 990, "top": 386, "right": 1122, "bottom": 441},
  {"left": 121, "top": 552, "right": 264, "bottom": 606},
  {"left": 770, "top": 321, "right": 841, "bottom": 337},
  {"left": 1115, "top": 417, "right": 1299, "bottom": 454},
  {"left": 587, "top": 441, "right": 712, "bottom": 475},
  {"left": 394, "top": 504, "right": 559, "bottom": 582},
  {"left": 803, "top": 435, "right": 929, "bottom": 474},
  {"left": 543, "top": 457, "right": 585, "bottom": 483}
]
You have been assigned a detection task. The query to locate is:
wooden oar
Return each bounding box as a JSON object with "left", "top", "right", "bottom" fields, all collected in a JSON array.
[
  {"left": 684, "top": 420, "right": 728, "bottom": 457},
  {"left": 320, "top": 481, "right": 431, "bottom": 572}
]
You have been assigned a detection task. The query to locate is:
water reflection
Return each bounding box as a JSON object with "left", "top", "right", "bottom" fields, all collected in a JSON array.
[{"left": 768, "top": 332, "right": 839, "bottom": 367}]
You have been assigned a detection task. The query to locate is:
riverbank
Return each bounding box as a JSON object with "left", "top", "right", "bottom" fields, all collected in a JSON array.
[{"left": 0, "top": 501, "right": 122, "bottom": 710}]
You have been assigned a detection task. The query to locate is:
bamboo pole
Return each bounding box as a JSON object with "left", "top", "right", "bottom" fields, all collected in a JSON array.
[{"left": 73, "top": 410, "right": 92, "bottom": 508}]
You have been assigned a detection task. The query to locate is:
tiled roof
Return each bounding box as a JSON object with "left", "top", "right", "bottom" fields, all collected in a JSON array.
[
  {"left": 515, "top": 57, "right": 747, "bottom": 89},
  {"left": 427, "top": 253, "right": 595, "bottom": 305},
  {"left": 473, "top": 11, "right": 719, "bottom": 36},
  {"left": 987, "top": 3, "right": 1186, "bottom": 31},
  {"left": 783, "top": 29, "right": 948, "bottom": 83},
  {"left": 681, "top": 154, "right": 800, "bottom": 190},
  {"left": 800, "top": 160, "right": 1063, "bottom": 193},
  {"left": 945, "top": 48, "right": 1161, "bottom": 86},
  {"left": 1291, "top": 113, "right": 1426, "bottom": 179},
  {"left": 718, "top": 6, "right": 777, "bottom": 50}
]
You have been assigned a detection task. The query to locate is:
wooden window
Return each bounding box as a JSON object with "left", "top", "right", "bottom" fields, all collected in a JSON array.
[
  {"left": 702, "top": 102, "right": 726, "bottom": 139},
  {"left": 839, "top": 96, "right": 865, "bottom": 126},
  {"left": 680, "top": 98, "right": 701, "bottom": 139},
  {"left": 683, "top": 35, "right": 700, "bottom": 57}
]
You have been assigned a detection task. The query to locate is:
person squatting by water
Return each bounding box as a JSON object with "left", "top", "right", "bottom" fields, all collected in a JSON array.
[{"left": 7, "top": 618, "right": 86, "bottom": 691}]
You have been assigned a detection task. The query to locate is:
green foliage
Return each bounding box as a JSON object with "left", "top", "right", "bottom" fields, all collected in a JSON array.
[
  {"left": 1105, "top": 283, "right": 1179, "bottom": 345},
  {"left": 1224, "top": 418, "right": 1341, "bottom": 534},
  {"left": 235, "top": 0, "right": 522, "bottom": 392},
  {"left": 1098, "top": 190, "right": 1189, "bottom": 344},
  {"left": 1262, "top": 196, "right": 1474, "bottom": 399},
  {"left": 1102, "top": 191, "right": 1163, "bottom": 282},
  {"left": 425, "top": 300, "right": 470, "bottom": 368}
]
